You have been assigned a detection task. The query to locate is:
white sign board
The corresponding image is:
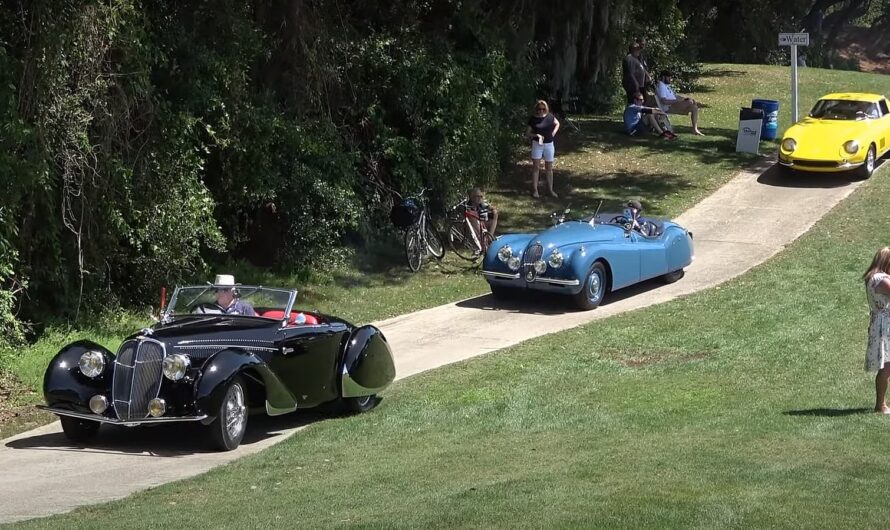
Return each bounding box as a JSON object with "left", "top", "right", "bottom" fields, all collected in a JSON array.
[{"left": 779, "top": 33, "right": 809, "bottom": 46}]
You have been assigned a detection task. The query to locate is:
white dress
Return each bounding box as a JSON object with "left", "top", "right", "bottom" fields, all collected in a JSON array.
[{"left": 865, "top": 272, "right": 890, "bottom": 371}]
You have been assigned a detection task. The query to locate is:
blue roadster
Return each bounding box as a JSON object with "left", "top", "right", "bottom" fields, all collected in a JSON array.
[{"left": 482, "top": 207, "right": 694, "bottom": 309}]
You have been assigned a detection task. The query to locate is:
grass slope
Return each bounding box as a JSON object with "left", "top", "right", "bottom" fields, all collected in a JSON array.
[{"left": 10, "top": 89, "right": 890, "bottom": 528}]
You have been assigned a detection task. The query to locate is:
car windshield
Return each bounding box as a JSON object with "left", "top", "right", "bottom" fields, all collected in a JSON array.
[
  {"left": 809, "top": 99, "right": 879, "bottom": 120},
  {"left": 165, "top": 285, "right": 295, "bottom": 318}
]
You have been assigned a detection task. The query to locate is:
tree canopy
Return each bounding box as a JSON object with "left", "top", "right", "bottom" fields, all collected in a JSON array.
[{"left": 0, "top": 0, "right": 884, "bottom": 343}]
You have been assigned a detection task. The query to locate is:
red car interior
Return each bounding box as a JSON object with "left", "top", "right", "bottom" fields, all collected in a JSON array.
[{"left": 259, "top": 310, "right": 320, "bottom": 326}]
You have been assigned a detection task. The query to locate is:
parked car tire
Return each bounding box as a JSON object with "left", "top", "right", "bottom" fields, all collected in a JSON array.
[
  {"left": 342, "top": 395, "right": 378, "bottom": 414},
  {"left": 60, "top": 416, "right": 100, "bottom": 442},
  {"left": 573, "top": 261, "right": 607, "bottom": 310},
  {"left": 208, "top": 376, "right": 248, "bottom": 451},
  {"left": 662, "top": 269, "right": 685, "bottom": 284},
  {"left": 855, "top": 144, "right": 877, "bottom": 180}
]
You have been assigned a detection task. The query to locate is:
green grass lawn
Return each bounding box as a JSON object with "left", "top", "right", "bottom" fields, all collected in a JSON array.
[
  {"left": 8, "top": 72, "right": 890, "bottom": 528},
  {"left": 2, "top": 63, "right": 888, "bottom": 441}
]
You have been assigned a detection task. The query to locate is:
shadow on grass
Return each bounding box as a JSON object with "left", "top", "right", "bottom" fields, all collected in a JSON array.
[
  {"left": 494, "top": 167, "right": 696, "bottom": 228},
  {"left": 4, "top": 408, "right": 337, "bottom": 457},
  {"left": 554, "top": 117, "right": 760, "bottom": 169},
  {"left": 784, "top": 407, "right": 872, "bottom": 417}
]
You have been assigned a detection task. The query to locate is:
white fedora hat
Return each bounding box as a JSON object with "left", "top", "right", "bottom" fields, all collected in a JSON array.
[{"left": 213, "top": 274, "right": 238, "bottom": 287}]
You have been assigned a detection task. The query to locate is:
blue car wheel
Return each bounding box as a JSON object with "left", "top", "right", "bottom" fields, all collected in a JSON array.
[{"left": 573, "top": 261, "right": 607, "bottom": 310}]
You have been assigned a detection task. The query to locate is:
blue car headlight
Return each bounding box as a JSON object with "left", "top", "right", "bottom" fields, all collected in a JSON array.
[
  {"left": 497, "top": 245, "right": 513, "bottom": 263},
  {"left": 507, "top": 256, "right": 521, "bottom": 271},
  {"left": 547, "top": 249, "right": 564, "bottom": 269}
]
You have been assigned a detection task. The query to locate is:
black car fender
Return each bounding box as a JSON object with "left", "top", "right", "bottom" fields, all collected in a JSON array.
[
  {"left": 194, "top": 348, "right": 297, "bottom": 419},
  {"left": 43, "top": 340, "right": 115, "bottom": 412},
  {"left": 340, "top": 325, "right": 396, "bottom": 398}
]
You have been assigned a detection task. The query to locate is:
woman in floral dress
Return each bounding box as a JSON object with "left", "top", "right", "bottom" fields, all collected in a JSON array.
[{"left": 864, "top": 247, "right": 890, "bottom": 413}]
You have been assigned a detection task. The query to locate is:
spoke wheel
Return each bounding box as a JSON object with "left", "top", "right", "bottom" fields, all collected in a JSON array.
[
  {"left": 481, "top": 232, "right": 494, "bottom": 255},
  {"left": 405, "top": 228, "right": 424, "bottom": 272},
  {"left": 342, "top": 394, "right": 379, "bottom": 414},
  {"left": 425, "top": 223, "right": 445, "bottom": 259},
  {"left": 208, "top": 376, "right": 248, "bottom": 451},
  {"left": 573, "top": 261, "right": 607, "bottom": 310},
  {"left": 448, "top": 221, "right": 481, "bottom": 261},
  {"left": 856, "top": 144, "right": 876, "bottom": 180}
]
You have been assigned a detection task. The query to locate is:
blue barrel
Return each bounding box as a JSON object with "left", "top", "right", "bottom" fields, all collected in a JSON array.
[{"left": 751, "top": 99, "right": 780, "bottom": 140}]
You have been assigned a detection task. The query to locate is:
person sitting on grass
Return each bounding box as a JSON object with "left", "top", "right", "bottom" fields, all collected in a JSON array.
[
  {"left": 623, "top": 92, "right": 677, "bottom": 140},
  {"left": 656, "top": 70, "right": 704, "bottom": 136},
  {"left": 467, "top": 187, "right": 498, "bottom": 242}
]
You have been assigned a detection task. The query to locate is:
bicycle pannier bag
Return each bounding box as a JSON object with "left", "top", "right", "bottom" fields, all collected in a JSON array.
[{"left": 390, "top": 198, "right": 421, "bottom": 228}]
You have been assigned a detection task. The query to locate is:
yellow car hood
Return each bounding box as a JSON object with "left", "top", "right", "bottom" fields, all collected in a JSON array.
[{"left": 784, "top": 118, "right": 867, "bottom": 159}]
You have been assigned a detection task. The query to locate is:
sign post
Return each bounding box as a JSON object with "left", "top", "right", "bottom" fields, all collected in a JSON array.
[{"left": 778, "top": 32, "right": 810, "bottom": 123}]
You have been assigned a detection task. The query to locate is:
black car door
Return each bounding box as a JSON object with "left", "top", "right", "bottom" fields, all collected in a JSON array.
[{"left": 271, "top": 324, "right": 347, "bottom": 408}]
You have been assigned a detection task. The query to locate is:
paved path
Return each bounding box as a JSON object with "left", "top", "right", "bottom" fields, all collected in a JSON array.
[{"left": 0, "top": 161, "right": 873, "bottom": 524}]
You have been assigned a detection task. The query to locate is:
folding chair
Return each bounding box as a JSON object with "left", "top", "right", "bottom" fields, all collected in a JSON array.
[{"left": 651, "top": 90, "right": 674, "bottom": 133}]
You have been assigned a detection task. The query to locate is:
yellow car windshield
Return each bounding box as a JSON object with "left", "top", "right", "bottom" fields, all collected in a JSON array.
[{"left": 810, "top": 99, "right": 879, "bottom": 120}]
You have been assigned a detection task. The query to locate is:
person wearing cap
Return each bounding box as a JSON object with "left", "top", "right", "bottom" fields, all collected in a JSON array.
[
  {"left": 213, "top": 275, "right": 256, "bottom": 316},
  {"left": 624, "top": 92, "right": 676, "bottom": 140},
  {"left": 622, "top": 42, "right": 650, "bottom": 104},
  {"left": 622, "top": 199, "right": 656, "bottom": 237},
  {"left": 656, "top": 71, "right": 704, "bottom": 136}
]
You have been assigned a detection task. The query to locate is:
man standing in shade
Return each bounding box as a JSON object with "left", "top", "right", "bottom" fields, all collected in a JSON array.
[{"left": 622, "top": 42, "right": 650, "bottom": 104}]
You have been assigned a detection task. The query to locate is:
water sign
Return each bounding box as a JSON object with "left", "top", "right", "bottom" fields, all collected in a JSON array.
[{"left": 778, "top": 32, "right": 809, "bottom": 122}]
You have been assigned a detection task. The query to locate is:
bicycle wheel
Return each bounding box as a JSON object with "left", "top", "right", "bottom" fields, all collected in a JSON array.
[
  {"left": 425, "top": 221, "right": 445, "bottom": 259},
  {"left": 448, "top": 221, "right": 481, "bottom": 261},
  {"left": 405, "top": 228, "right": 424, "bottom": 272},
  {"left": 481, "top": 231, "right": 494, "bottom": 255}
]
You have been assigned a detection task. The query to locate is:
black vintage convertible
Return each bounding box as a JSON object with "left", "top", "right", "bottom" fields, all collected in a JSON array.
[{"left": 38, "top": 283, "right": 396, "bottom": 450}]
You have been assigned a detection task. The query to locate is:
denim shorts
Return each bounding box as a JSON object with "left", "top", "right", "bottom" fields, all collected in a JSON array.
[{"left": 531, "top": 141, "right": 555, "bottom": 162}]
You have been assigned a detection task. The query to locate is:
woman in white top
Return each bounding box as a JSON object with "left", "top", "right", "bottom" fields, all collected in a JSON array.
[{"left": 864, "top": 247, "right": 890, "bottom": 413}]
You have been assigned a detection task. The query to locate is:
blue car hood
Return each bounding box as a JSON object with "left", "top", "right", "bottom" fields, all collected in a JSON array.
[{"left": 532, "top": 221, "right": 619, "bottom": 247}]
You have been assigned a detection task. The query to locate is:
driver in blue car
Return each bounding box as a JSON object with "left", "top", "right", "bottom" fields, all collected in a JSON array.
[
  {"left": 213, "top": 274, "right": 256, "bottom": 316},
  {"left": 624, "top": 199, "right": 653, "bottom": 237}
]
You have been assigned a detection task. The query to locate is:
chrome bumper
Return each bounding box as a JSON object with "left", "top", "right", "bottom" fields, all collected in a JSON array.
[
  {"left": 778, "top": 158, "right": 864, "bottom": 169},
  {"left": 482, "top": 270, "right": 580, "bottom": 286},
  {"left": 38, "top": 405, "right": 207, "bottom": 425}
]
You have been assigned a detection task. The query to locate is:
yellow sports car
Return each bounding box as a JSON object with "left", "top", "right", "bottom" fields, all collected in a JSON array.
[{"left": 778, "top": 92, "right": 890, "bottom": 179}]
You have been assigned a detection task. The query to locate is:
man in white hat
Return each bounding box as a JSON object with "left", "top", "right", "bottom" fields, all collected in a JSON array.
[{"left": 212, "top": 274, "right": 256, "bottom": 316}]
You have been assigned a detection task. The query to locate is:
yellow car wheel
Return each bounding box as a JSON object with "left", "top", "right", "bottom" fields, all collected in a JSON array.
[{"left": 856, "top": 144, "right": 877, "bottom": 180}]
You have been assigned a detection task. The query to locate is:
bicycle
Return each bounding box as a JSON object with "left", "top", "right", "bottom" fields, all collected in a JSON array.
[
  {"left": 445, "top": 199, "right": 494, "bottom": 261},
  {"left": 391, "top": 188, "right": 445, "bottom": 272}
]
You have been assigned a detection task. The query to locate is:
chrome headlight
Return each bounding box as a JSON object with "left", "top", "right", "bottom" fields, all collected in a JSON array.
[
  {"left": 547, "top": 250, "right": 564, "bottom": 269},
  {"left": 534, "top": 260, "right": 547, "bottom": 274},
  {"left": 843, "top": 140, "right": 859, "bottom": 154},
  {"left": 497, "top": 245, "right": 513, "bottom": 263},
  {"left": 148, "top": 398, "right": 166, "bottom": 418},
  {"left": 781, "top": 138, "right": 796, "bottom": 152},
  {"left": 507, "top": 256, "right": 521, "bottom": 271},
  {"left": 78, "top": 351, "right": 105, "bottom": 378},
  {"left": 162, "top": 354, "right": 190, "bottom": 381},
  {"left": 89, "top": 394, "right": 108, "bottom": 414}
]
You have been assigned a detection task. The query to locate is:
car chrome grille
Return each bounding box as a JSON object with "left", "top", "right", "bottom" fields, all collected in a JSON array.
[
  {"left": 523, "top": 243, "right": 543, "bottom": 281},
  {"left": 112, "top": 339, "right": 165, "bottom": 421}
]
